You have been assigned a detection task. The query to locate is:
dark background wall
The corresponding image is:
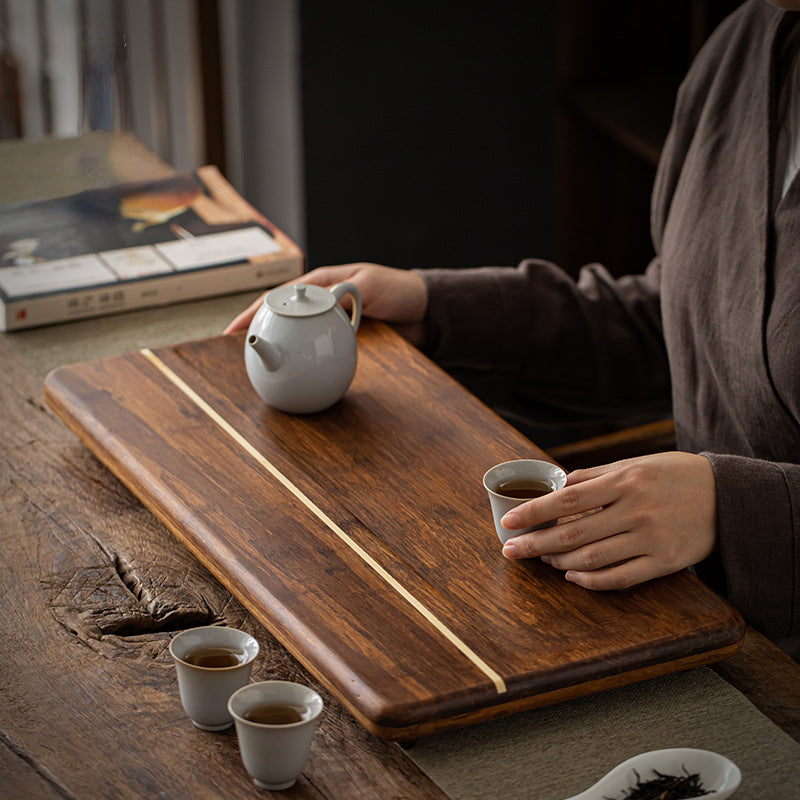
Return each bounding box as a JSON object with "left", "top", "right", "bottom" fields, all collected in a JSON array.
[{"left": 298, "top": 3, "right": 557, "bottom": 271}]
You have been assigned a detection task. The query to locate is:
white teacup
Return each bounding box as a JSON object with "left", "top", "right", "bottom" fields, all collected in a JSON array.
[
  {"left": 228, "top": 681, "right": 324, "bottom": 790},
  {"left": 169, "top": 626, "right": 259, "bottom": 731},
  {"left": 483, "top": 459, "right": 567, "bottom": 543}
]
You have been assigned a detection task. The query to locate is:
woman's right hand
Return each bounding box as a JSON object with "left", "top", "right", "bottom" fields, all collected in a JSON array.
[
  {"left": 500, "top": 452, "right": 719, "bottom": 591},
  {"left": 224, "top": 263, "right": 429, "bottom": 347}
]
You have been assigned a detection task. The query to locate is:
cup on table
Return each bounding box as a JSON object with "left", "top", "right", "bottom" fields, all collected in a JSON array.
[
  {"left": 482, "top": 459, "right": 567, "bottom": 544},
  {"left": 169, "top": 625, "right": 259, "bottom": 731},
  {"left": 228, "top": 681, "right": 324, "bottom": 790}
]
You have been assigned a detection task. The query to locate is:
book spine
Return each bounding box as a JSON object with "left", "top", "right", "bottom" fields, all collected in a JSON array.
[{"left": 1, "top": 255, "right": 301, "bottom": 332}]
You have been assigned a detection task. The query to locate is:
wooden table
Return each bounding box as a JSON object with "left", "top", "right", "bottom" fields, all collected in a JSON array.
[
  {"left": 3, "top": 328, "right": 800, "bottom": 799},
  {"left": 3, "top": 133, "right": 800, "bottom": 798}
]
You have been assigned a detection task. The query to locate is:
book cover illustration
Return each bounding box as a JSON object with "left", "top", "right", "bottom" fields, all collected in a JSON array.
[{"left": 0, "top": 168, "right": 284, "bottom": 302}]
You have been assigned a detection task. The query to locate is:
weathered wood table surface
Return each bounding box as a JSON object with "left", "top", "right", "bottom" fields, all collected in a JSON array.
[
  {"left": 3, "top": 133, "right": 800, "bottom": 799},
  {"left": 4, "top": 327, "right": 800, "bottom": 799}
]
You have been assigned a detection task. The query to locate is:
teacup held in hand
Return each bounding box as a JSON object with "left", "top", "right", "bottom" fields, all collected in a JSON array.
[{"left": 483, "top": 459, "right": 567, "bottom": 544}]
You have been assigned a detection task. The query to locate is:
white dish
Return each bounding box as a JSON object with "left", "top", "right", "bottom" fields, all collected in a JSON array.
[{"left": 564, "top": 747, "right": 741, "bottom": 800}]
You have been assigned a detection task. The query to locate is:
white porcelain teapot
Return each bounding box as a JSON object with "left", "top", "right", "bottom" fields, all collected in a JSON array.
[{"left": 244, "top": 282, "right": 362, "bottom": 413}]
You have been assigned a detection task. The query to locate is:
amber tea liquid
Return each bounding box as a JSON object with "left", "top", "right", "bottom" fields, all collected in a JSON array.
[
  {"left": 494, "top": 478, "right": 553, "bottom": 500},
  {"left": 183, "top": 645, "right": 247, "bottom": 668},
  {"left": 242, "top": 703, "right": 309, "bottom": 725}
]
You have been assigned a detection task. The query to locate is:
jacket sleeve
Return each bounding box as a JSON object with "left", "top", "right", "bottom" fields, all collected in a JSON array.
[
  {"left": 703, "top": 454, "right": 800, "bottom": 641},
  {"left": 417, "top": 256, "right": 671, "bottom": 437}
]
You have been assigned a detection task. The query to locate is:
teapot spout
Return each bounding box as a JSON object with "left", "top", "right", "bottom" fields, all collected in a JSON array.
[{"left": 247, "top": 334, "right": 282, "bottom": 372}]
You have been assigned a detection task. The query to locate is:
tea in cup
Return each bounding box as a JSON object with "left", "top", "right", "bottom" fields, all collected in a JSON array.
[
  {"left": 169, "top": 625, "right": 259, "bottom": 731},
  {"left": 483, "top": 459, "right": 567, "bottom": 543},
  {"left": 228, "top": 681, "right": 324, "bottom": 790}
]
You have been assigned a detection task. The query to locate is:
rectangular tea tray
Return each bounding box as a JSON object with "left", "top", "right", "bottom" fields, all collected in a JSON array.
[{"left": 43, "top": 321, "right": 745, "bottom": 740}]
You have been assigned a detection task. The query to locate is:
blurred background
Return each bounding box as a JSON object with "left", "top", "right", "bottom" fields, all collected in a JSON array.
[{"left": 0, "top": 0, "right": 741, "bottom": 277}]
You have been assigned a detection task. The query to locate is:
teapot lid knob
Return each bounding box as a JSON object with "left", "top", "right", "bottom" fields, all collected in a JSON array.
[{"left": 265, "top": 282, "right": 336, "bottom": 316}]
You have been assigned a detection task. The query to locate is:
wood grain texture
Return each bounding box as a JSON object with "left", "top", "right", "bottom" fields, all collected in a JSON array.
[
  {"left": 1, "top": 335, "right": 448, "bottom": 799},
  {"left": 42, "top": 320, "right": 746, "bottom": 740}
]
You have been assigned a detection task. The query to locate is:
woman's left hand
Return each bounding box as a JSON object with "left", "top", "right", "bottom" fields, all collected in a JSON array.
[{"left": 500, "top": 452, "right": 718, "bottom": 590}]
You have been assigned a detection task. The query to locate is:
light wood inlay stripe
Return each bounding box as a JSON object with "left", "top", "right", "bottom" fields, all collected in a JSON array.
[{"left": 140, "top": 348, "right": 507, "bottom": 694}]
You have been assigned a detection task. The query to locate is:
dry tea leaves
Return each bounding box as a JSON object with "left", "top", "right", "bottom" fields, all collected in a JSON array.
[{"left": 605, "top": 766, "right": 712, "bottom": 799}]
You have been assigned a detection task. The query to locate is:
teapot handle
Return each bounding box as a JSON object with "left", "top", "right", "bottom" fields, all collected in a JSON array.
[{"left": 330, "top": 282, "right": 362, "bottom": 332}]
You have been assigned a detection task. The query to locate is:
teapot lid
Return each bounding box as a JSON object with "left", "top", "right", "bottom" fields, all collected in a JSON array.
[{"left": 265, "top": 284, "right": 336, "bottom": 317}]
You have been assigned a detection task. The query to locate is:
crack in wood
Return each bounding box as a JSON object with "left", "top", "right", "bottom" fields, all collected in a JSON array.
[
  {"left": 0, "top": 728, "right": 78, "bottom": 800},
  {"left": 47, "top": 548, "right": 216, "bottom": 652},
  {"left": 25, "top": 395, "right": 49, "bottom": 415},
  {"left": 3, "top": 381, "right": 249, "bottom": 664},
  {"left": 113, "top": 552, "right": 149, "bottom": 606},
  {"left": 4, "top": 427, "right": 236, "bottom": 649}
]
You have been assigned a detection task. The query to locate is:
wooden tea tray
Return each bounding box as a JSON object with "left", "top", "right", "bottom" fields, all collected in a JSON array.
[{"left": 43, "top": 321, "right": 745, "bottom": 740}]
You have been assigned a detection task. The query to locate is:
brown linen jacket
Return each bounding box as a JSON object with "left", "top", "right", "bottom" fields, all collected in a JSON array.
[{"left": 418, "top": 0, "right": 800, "bottom": 643}]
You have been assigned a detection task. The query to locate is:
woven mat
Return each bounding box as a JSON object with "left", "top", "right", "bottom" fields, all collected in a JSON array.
[{"left": 405, "top": 666, "right": 800, "bottom": 799}]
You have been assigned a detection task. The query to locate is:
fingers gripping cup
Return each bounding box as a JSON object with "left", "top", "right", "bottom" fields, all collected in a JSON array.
[
  {"left": 169, "top": 626, "right": 259, "bottom": 731},
  {"left": 483, "top": 459, "right": 567, "bottom": 544},
  {"left": 228, "top": 681, "right": 324, "bottom": 790}
]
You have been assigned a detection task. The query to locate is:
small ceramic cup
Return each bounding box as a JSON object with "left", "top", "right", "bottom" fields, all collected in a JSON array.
[
  {"left": 169, "top": 626, "right": 259, "bottom": 731},
  {"left": 228, "top": 681, "right": 324, "bottom": 790},
  {"left": 483, "top": 459, "right": 567, "bottom": 544}
]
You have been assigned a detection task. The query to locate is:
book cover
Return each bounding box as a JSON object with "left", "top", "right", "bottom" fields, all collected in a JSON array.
[{"left": 0, "top": 165, "right": 303, "bottom": 331}]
